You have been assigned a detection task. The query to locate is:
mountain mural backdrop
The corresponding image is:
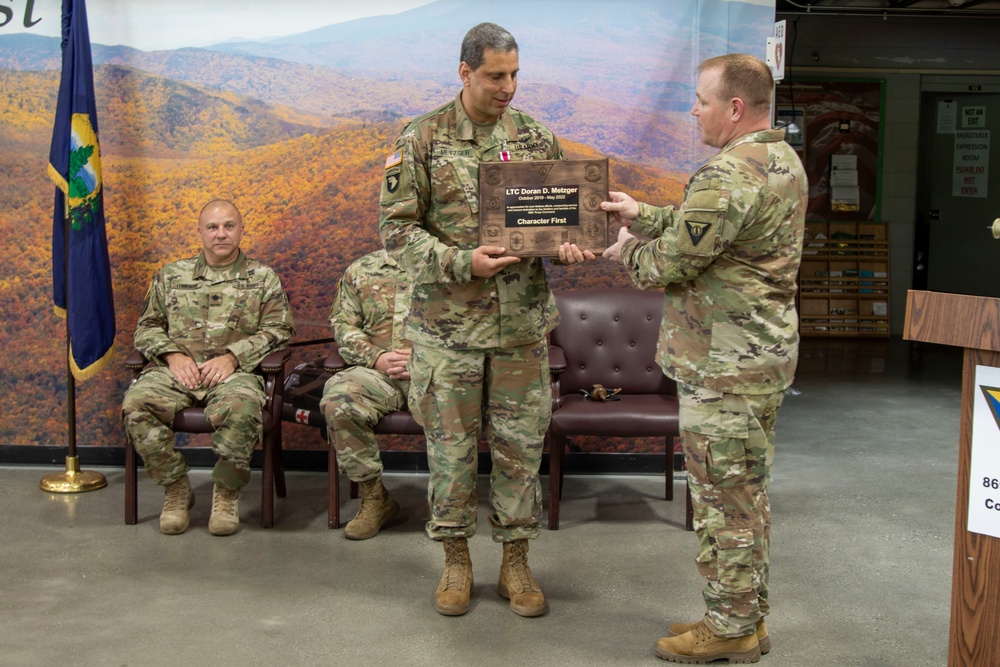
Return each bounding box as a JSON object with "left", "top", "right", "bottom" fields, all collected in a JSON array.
[{"left": 0, "top": 0, "right": 774, "bottom": 455}]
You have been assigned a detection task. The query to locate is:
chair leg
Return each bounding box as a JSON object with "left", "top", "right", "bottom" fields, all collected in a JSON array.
[
  {"left": 350, "top": 480, "right": 359, "bottom": 499},
  {"left": 664, "top": 437, "right": 674, "bottom": 501},
  {"left": 273, "top": 426, "right": 287, "bottom": 499},
  {"left": 685, "top": 478, "right": 694, "bottom": 532},
  {"left": 261, "top": 434, "right": 275, "bottom": 529},
  {"left": 328, "top": 446, "right": 340, "bottom": 529},
  {"left": 548, "top": 433, "right": 563, "bottom": 530},
  {"left": 125, "top": 440, "right": 138, "bottom": 525},
  {"left": 558, "top": 438, "right": 566, "bottom": 500}
]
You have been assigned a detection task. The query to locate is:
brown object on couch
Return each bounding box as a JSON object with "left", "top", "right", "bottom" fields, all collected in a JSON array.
[
  {"left": 547, "top": 287, "right": 692, "bottom": 531},
  {"left": 123, "top": 347, "right": 292, "bottom": 528}
]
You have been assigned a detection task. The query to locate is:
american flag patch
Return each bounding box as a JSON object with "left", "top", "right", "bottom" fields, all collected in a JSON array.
[{"left": 385, "top": 151, "right": 402, "bottom": 168}]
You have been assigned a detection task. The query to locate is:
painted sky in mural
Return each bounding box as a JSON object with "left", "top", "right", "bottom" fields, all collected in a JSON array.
[
  {"left": 4, "top": 0, "right": 437, "bottom": 49},
  {"left": 8, "top": 0, "right": 772, "bottom": 50}
]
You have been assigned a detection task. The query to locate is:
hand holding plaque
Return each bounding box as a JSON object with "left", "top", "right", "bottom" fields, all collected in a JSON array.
[{"left": 479, "top": 158, "right": 609, "bottom": 257}]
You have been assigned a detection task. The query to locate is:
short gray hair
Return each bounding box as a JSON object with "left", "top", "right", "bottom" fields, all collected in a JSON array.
[
  {"left": 697, "top": 54, "right": 773, "bottom": 114},
  {"left": 460, "top": 22, "right": 517, "bottom": 70}
]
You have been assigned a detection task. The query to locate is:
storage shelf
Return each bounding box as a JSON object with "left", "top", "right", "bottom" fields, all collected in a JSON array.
[{"left": 799, "top": 222, "right": 889, "bottom": 338}]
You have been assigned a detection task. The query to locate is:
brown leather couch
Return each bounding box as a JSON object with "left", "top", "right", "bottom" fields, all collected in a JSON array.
[
  {"left": 280, "top": 287, "right": 691, "bottom": 532},
  {"left": 547, "top": 287, "right": 690, "bottom": 530}
]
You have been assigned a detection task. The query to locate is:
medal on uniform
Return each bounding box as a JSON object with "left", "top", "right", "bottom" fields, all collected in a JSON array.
[{"left": 500, "top": 140, "right": 510, "bottom": 162}]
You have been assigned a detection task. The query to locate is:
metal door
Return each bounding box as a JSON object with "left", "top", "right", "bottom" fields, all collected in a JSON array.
[{"left": 917, "top": 92, "right": 1000, "bottom": 298}]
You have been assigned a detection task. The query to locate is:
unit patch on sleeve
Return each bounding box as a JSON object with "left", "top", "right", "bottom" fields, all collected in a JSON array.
[
  {"left": 385, "top": 167, "right": 401, "bottom": 193},
  {"left": 684, "top": 220, "right": 712, "bottom": 247},
  {"left": 677, "top": 178, "right": 724, "bottom": 257}
]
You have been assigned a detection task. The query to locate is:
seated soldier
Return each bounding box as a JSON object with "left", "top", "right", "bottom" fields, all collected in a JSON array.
[
  {"left": 320, "top": 248, "right": 412, "bottom": 540},
  {"left": 122, "top": 199, "right": 295, "bottom": 536}
]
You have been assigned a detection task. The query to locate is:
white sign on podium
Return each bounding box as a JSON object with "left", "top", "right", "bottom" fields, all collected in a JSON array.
[{"left": 970, "top": 364, "right": 1000, "bottom": 538}]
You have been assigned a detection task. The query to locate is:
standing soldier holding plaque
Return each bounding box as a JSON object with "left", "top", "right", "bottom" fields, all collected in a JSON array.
[{"left": 379, "top": 22, "right": 594, "bottom": 618}]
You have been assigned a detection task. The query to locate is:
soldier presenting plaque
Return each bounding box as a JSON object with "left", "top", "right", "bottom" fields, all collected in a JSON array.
[
  {"left": 480, "top": 158, "right": 610, "bottom": 256},
  {"left": 378, "top": 22, "right": 597, "bottom": 619}
]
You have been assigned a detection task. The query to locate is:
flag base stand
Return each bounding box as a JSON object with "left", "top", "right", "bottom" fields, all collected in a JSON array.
[{"left": 40, "top": 455, "right": 107, "bottom": 493}]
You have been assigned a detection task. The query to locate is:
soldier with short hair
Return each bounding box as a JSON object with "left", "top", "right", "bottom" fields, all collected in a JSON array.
[
  {"left": 320, "top": 249, "right": 412, "bottom": 540},
  {"left": 378, "top": 22, "right": 594, "bottom": 618},
  {"left": 122, "top": 199, "right": 294, "bottom": 537},
  {"left": 602, "top": 54, "right": 807, "bottom": 664}
]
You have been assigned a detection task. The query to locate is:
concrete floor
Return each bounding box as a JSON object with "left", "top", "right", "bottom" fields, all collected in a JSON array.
[{"left": 1, "top": 338, "right": 963, "bottom": 666}]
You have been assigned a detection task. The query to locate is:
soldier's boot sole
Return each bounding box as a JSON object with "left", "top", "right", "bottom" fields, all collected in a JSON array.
[
  {"left": 160, "top": 482, "right": 195, "bottom": 535},
  {"left": 667, "top": 619, "right": 770, "bottom": 655},
  {"left": 655, "top": 621, "right": 760, "bottom": 664},
  {"left": 497, "top": 577, "right": 547, "bottom": 617},
  {"left": 435, "top": 577, "right": 473, "bottom": 616},
  {"left": 344, "top": 496, "right": 400, "bottom": 540},
  {"left": 208, "top": 487, "right": 240, "bottom": 536},
  {"left": 436, "top": 538, "right": 472, "bottom": 615},
  {"left": 497, "top": 540, "right": 546, "bottom": 617}
]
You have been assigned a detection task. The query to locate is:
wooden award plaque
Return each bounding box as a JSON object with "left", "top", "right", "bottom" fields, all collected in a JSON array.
[{"left": 478, "top": 158, "right": 609, "bottom": 257}]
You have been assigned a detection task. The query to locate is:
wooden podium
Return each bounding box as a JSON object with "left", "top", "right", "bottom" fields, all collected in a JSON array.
[{"left": 904, "top": 290, "right": 1000, "bottom": 666}]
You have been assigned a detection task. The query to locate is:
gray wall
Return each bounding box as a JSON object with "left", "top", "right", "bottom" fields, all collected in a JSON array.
[{"left": 780, "top": 14, "right": 1000, "bottom": 334}]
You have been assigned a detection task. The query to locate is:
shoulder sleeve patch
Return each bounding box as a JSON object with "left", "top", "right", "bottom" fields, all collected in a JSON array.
[
  {"left": 381, "top": 142, "right": 416, "bottom": 205},
  {"left": 677, "top": 181, "right": 726, "bottom": 257}
]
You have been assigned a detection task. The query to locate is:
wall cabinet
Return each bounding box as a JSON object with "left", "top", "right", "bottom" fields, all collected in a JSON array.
[{"left": 798, "top": 221, "right": 890, "bottom": 337}]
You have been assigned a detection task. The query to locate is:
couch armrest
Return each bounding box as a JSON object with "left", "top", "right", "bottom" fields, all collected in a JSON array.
[
  {"left": 259, "top": 348, "right": 292, "bottom": 375},
  {"left": 125, "top": 349, "right": 148, "bottom": 371},
  {"left": 548, "top": 344, "right": 567, "bottom": 375},
  {"left": 324, "top": 344, "right": 347, "bottom": 374}
]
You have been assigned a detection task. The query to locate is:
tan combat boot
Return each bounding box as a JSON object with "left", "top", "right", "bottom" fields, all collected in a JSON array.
[
  {"left": 435, "top": 537, "right": 473, "bottom": 616},
  {"left": 344, "top": 476, "right": 400, "bottom": 540},
  {"left": 655, "top": 620, "right": 760, "bottom": 664},
  {"left": 667, "top": 618, "right": 770, "bottom": 654},
  {"left": 160, "top": 476, "right": 194, "bottom": 535},
  {"left": 208, "top": 485, "right": 240, "bottom": 536},
  {"left": 497, "top": 539, "right": 546, "bottom": 617}
]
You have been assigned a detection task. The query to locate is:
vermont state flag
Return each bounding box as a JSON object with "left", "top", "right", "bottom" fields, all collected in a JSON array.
[{"left": 48, "top": 0, "right": 116, "bottom": 380}]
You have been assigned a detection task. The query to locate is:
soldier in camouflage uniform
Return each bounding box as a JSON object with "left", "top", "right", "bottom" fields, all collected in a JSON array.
[
  {"left": 320, "top": 249, "right": 412, "bottom": 540},
  {"left": 602, "top": 54, "right": 807, "bottom": 664},
  {"left": 122, "top": 200, "right": 294, "bottom": 537},
  {"left": 379, "top": 22, "right": 594, "bottom": 618}
]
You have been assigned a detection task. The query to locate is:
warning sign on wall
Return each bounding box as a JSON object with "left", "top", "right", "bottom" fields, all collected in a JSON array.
[{"left": 953, "top": 130, "right": 990, "bottom": 198}]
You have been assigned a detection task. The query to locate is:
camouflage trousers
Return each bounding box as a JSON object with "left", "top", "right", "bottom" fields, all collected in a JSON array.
[
  {"left": 121, "top": 366, "right": 265, "bottom": 491},
  {"left": 319, "top": 365, "right": 409, "bottom": 482},
  {"left": 677, "top": 382, "right": 785, "bottom": 638},
  {"left": 409, "top": 339, "right": 549, "bottom": 543}
]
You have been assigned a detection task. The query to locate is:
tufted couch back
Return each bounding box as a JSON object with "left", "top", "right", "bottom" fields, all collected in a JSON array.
[{"left": 550, "top": 287, "right": 676, "bottom": 397}]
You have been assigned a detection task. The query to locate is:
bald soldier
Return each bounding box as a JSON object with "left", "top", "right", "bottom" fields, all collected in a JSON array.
[
  {"left": 602, "top": 54, "right": 807, "bottom": 664},
  {"left": 122, "top": 199, "right": 294, "bottom": 536}
]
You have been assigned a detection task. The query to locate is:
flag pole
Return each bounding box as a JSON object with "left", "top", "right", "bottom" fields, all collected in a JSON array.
[{"left": 40, "top": 205, "right": 106, "bottom": 494}]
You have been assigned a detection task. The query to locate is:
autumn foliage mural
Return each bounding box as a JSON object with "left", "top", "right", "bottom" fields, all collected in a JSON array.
[{"left": 0, "top": 0, "right": 773, "bottom": 457}]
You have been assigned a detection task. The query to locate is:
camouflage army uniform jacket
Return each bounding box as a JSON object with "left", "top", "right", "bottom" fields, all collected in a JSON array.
[
  {"left": 134, "top": 251, "right": 295, "bottom": 376},
  {"left": 379, "top": 91, "right": 562, "bottom": 350},
  {"left": 620, "top": 128, "right": 807, "bottom": 395},
  {"left": 330, "top": 249, "right": 412, "bottom": 368}
]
